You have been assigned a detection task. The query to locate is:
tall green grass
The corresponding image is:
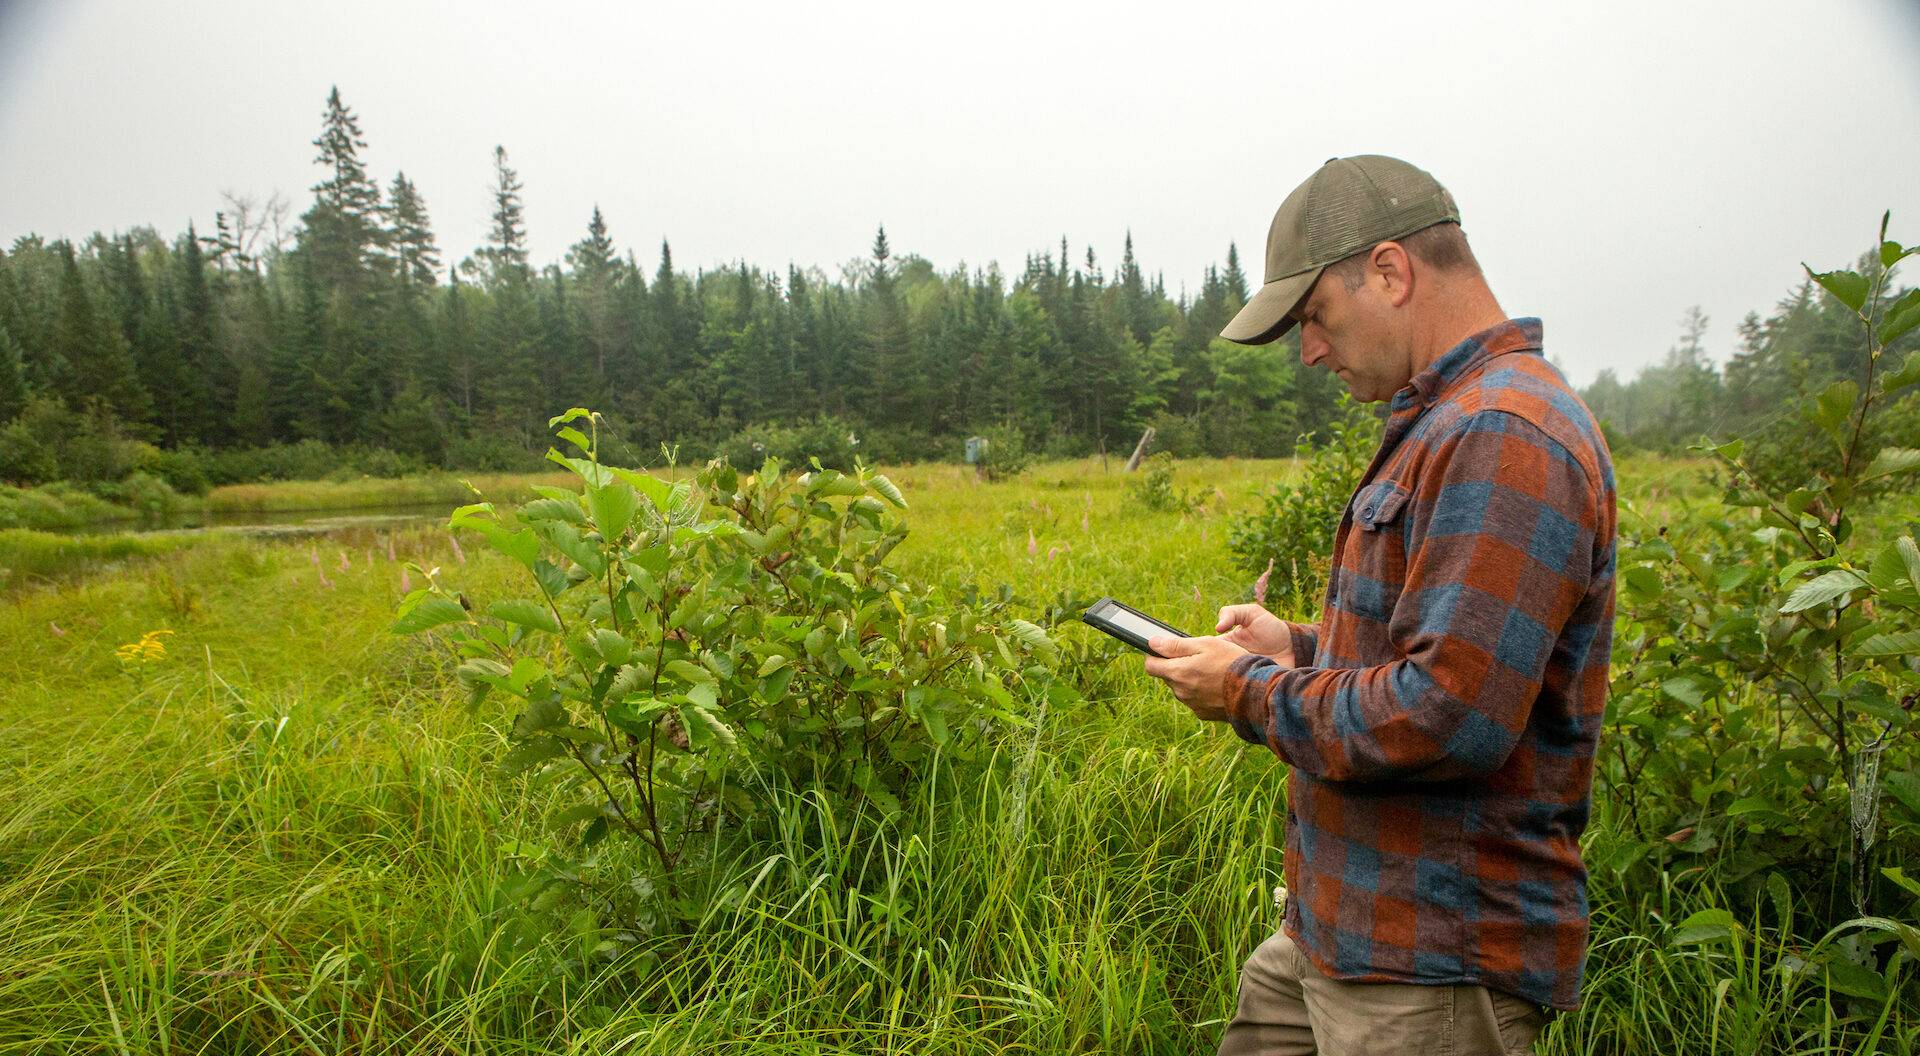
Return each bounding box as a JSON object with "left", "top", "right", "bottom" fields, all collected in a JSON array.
[
  {"left": 0, "top": 528, "right": 205, "bottom": 591},
  {"left": 0, "top": 456, "right": 1909, "bottom": 1053},
  {"left": 204, "top": 470, "right": 639, "bottom": 516},
  {"left": 0, "top": 482, "right": 144, "bottom": 530}
]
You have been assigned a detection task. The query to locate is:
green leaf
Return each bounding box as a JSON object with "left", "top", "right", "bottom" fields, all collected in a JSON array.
[
  {"left": 665, "top": 658, "right": 714, "bottom": 685},
  {"left": 1780, "top": 569, "right": 1868, "bottom": 613},
  {"left": 555, "top": 426, "right": 592, "bottom": 455},
  {"left": 1805, "top": 265, "right": 1869, "bottom": 313},
  {"left": 1661, "top": 675, "right": 1708, "bottom": 707},
  {"left": 1727, "top": 796, "right": 1782, "bottom": 817},
  {"left": 605, "top": 697, "right": 670, "bottom": 736},
  {"left": 1901, "top": 537, "right": 1920, "bottom": 594},
  {"left": 757, "top": 654, "right": 789, "bottom": 677},
  {"left": 1622, "top": 565, "right": 1663, "bottom": 601},
  {"left": 520, "top": 498, "right": 585, "bottom": 524},
  {"left": 531, "top": 559, "right": 569, "bottom": 600},
  {"left": 1005, "top": 618, "right": 1057, "bottom": 659},
  {"left": 456, "top": 658, "right": 510, "bottom": 688},
  {"left": 448, "top": 501, "right": 496, "bottom": 528},
  {"left": 507, "top": 658, "right": 548, "bottom": 693},
  {"left": 1882, "top": 240, "right": 1911, "bottom": 269},
  {"left": 592, "top": 628, "right": 632, "bottom": 666},
  {"left": 1856, "top": 629, "right": 1920, "bottom": 658},
  {"left": 548, "top": 407, "right": 592, "bottom": 428},
  {"left": 490, "top": 598, "right": 562, "bottom": 634},
  {"left": 1862, "top": 448, "right": 1920, "bottom": 482},
  {"left": 587, "top": 482, "right": 639, "bottom": 541},
  {"left": 1884, "top": 863, "right": 1920, "bottom": 898},
  {"left": 1705, "top": 438, "right": 1744, "bottom": 462},
  {"left": 512, "top": 692, "right": 566, "bottom": 737},
  {"left": 806, "top": 470, "right": 865, "bottom": 498},
  {"left": 1670, "top": 908, "right": 1736, "bottom": 946},
  {"left": 868, "top": 473, "right": 907, "bottom": 508},
  {"left": 608, "top": 466, "right": 676, "bottom": 512},
  {"left": 607, "top": 663, "right": 650, "bottom": 700},
  {"left": 581, "top": 815, "right": 609, "bottom": 847},
  {"left": 1866, "top": 541, "right": 1915, "bottom": 593},
  {"left": 918, "top": 698, "right": 950, "bottom": 745},
  {"left": 1882, "top": 351, "right": 1920, "bottom": 395},
  {"left": 469, "top": 522, "right": 541, "bottom": 569},
  {"left": 391, "top": 595, "right": 468, "bottom": 635},
  {"left": 545, "top": 448, "right": 613, "bottom": 487},
  {"left": 1808, "top": 379, "right": 1859, "bottom": 441},
  {"left": 1881, "top": 296, "right": 1920, "bottom": 346},
  {"left": 1822, "top": 958, "right": 1888, "bottom": 1003},
  {"left": 685, "top": 704, "right": 736, "bottom": 747}
]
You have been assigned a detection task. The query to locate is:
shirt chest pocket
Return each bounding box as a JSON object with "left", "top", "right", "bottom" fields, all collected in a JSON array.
[
  {"left": 1337, "top": 480, "right": 1412, "bottom": 624},
  {"left": 1352, "top": 479, "right": 1411, "bottom": 533}
]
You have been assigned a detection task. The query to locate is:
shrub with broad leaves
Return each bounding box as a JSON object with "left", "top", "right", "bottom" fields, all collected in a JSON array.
[{"left": 394, "top": 409, "right": 1059, "bottom": 897}]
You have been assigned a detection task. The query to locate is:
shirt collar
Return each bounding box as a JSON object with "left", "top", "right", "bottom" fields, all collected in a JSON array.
[{"left": 1395, "top": 317, "right": 1544, "bottom": 411}]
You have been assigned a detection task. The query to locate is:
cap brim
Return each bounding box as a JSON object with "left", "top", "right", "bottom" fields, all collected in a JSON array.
[{"left": 1219, "top": 267, "right": 1322, "bottom": 345}]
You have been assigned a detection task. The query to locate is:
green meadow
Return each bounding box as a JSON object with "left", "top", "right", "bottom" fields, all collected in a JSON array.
[{"left": 1, "top": 454, "right": 1913, "bottom": 1054}]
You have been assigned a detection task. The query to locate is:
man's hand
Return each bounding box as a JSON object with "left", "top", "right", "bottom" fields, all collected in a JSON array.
[
  {"left": 1216, "top": 603, "right": 1295, "bottom": 665},
  {"left": 1143, "top": 635, "right": 1249, "bottom": 722}
]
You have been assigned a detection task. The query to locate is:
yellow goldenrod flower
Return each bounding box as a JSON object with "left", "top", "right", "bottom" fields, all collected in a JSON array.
[{"left": 115, "top": 629, "right": 175, "bottom": 667}]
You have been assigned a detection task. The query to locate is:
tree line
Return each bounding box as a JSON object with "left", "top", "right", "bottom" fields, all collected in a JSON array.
[
  {"left": 1, "top": 87, "right": 1909, "bottom": 489},
  {"left": 0, "top": 88, "right": 1346, "bottom": 486}
]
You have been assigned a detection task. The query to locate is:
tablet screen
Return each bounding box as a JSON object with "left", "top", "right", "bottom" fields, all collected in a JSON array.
[{"left": 1100, "top": 602, "right": 1172, "bottom": 640}]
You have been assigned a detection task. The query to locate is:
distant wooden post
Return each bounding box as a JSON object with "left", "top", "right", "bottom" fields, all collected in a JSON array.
[{"left": 1124, "top": 427, "right": 1156, "bottom": 472}]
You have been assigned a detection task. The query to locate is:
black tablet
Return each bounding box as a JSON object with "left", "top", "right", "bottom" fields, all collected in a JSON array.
[{"left": 1081, "top": 597, "right": 1191, "bottom": 657}]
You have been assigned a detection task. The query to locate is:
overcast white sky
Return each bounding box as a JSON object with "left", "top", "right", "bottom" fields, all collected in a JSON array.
[{"left": 3, "top": 0, "right": 1917, "bottom": 386}]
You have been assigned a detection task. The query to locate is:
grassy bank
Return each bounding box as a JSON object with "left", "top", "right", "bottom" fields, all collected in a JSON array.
[
  {"left": 0, "top": 528, "right": 207, "bottom": 590},
  {"left": 0, "top": 455, "right": 1909, "bottom": 1053},
  {"left": 203, "top": 470, "right": 587, "bottom": 515},
  {"left": 0, "top": 482, "right": 150, "bottom": 530}
]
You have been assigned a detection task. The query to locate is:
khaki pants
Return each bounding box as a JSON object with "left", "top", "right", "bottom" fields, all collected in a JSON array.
[{"left": 1216, "top": 928, "right": 1547, "bottom": 1056}]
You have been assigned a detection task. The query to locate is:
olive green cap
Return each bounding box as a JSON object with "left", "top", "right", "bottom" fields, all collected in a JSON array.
[{"left": 1221, "top": 154, "right": 1461, "bottom": 345}]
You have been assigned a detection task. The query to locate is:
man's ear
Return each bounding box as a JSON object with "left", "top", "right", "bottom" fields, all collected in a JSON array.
[{"left": 1369, "top": 241, "right": 1415, "bottom": 308}]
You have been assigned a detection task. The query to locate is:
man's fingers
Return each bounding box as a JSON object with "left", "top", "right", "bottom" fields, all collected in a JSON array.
[
  {"left": 1216, "top": 603, "right": 1265, "bottom": 633},
  {"left": 1150, "top": 635, "right": 1206, "bottom": 658}
]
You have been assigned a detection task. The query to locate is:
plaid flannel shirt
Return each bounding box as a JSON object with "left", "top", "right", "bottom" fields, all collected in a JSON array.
[{"left": 1224, "top": 317, "right": 1616, "bottom": 1011}]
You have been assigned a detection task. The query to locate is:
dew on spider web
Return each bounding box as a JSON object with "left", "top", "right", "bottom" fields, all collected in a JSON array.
[{"left": 1851, "top": 739, "right": 1886, "bottom": 913}]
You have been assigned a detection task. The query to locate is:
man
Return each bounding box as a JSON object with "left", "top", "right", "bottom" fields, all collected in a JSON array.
[{"left": 1144, "top": 155, "right": 1616, "bottom": 1055}]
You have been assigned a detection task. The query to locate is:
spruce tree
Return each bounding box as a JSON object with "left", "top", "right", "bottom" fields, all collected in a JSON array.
[
  {"left": 385, "top": 171, "right": 441, "bottom": 292},
  {"left": 172, "top": 224, "right": 227, "bottom": 443},
  {"left": 0, "top": 324, "right": 28, "bottom": 422},
  {"left": 1222, "top": 242, "right": 1249, "bottom": 306},
  {"left": 568, "top": 207, "right": 622, "bottom": 386},
  {"left": 472, "top": 145, "right": 530, "bottom": 290},
  {"left": 50, "top": 242, "right": 148, "bottom": 424},
  {"left": 299, "top": 86, "right": 386, "bottom": 291}
]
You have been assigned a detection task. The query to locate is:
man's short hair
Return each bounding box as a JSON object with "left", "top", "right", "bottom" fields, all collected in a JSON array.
[{"left": 1327, "top": 221, "right": 1479, "bottom": 291}]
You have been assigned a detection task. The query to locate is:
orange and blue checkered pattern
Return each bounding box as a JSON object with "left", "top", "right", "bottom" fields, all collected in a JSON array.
[{"left": 1224, "top": 317, "right": 1616, "bottom": 1011}]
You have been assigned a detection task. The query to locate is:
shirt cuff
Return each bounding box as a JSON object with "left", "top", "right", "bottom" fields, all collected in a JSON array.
[
  {"left": 1285, "top": 621, "right": 1319, "bottom": 665},
  {"left": 1223, "top": 652, "right": 1275, "bottom": 745}
]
